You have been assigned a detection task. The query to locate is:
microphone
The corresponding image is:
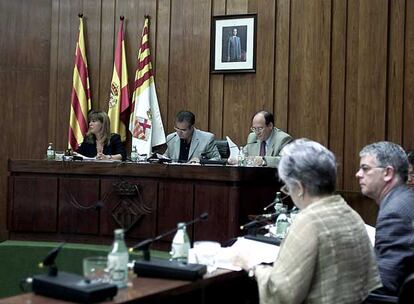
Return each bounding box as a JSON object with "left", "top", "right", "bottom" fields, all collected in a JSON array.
[
  {"left": 129, "top": 212, "right": 209, "bottom": 281},
  {"left": 30, "top": 243, "right": 117, "bottom": 303},
  {"left": 165, "top": 133, "right": 177, "bottom": 145},
  {"left": 240, "top": 212, "right": 279, "bottom": 230},
  {"left": 228, "top": 141, "right": 258, "bottom": 150},
  {"left": 263, "top": 191, "right": 288, "bottom": 211}
]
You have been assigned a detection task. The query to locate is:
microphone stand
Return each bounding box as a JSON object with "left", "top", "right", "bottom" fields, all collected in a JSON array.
[
  {"left": 130, "top": 212, "right": 208, "bottom": 261},
  {"left": 129, "top": 213, "right": 209, "bottom": 281}
]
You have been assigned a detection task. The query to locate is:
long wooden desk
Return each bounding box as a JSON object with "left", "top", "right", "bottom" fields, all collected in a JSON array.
[
  {"left": 0, "top": 269, "right": 258, "bottom": 303},
  {"left": 7, "top": 160, "right": 280, "bottom": 247}
]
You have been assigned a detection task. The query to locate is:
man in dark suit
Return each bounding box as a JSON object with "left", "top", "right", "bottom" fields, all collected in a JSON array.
[
  {"left": 356, "top": 141, "right": 414, "bottom": 296},
  {"left": 227, "top": 28, "right": 241, "bottom": 62}
]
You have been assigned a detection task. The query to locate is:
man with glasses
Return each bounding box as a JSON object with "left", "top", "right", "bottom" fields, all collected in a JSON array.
[
  {"left": 164, "top": 110, "right": 220, "bottom": 163},
  {"left": 356, "top": 141, "right": 414, "bottom": 296},
  {"left": 243, "top": 110, "right": 292, "bottom": 167}
]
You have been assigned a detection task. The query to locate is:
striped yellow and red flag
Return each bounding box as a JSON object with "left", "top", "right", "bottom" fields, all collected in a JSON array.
[
  {"left": 68, "top": 15, "right": 91, "bottom": 150},
  {"left": 108, "top": 17, "right": 130, "bottom": 142},
  {"left": 129, "top": 17, "right": 165, "bottom": 155}
]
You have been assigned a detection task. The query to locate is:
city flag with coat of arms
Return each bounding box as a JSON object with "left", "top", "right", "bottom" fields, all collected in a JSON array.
[{"left": 129, "top": 17, "right": 166, "bottom": 155}]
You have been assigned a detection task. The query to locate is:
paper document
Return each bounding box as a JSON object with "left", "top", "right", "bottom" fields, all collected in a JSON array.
[
  {"left": 365, "top": 224, "right": 376, "bottom": 247},
  {"left": 73, "top": 153, "right": 120, "bottom": 162},
  {"left": 226, "top": 136, "right": 240, "bottom": 159},
  {"left": 215, "top": 237, "right": 279, "bottom": 271},
  {"left": 73, "top": 152, "right": 96, "bottom": 160}
]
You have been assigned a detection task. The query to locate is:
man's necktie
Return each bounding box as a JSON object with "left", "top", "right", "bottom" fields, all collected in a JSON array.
[{"left": 260, "top": 141, "right": 266, "bottom": 156}]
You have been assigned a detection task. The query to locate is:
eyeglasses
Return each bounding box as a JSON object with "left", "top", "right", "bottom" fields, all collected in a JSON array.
[
  {"left": 174, "top": 126, "right": 191, "bottom": 132},
  {"left": 358, "top": 165, "right": 385, "bottom": 173},
  {"left": 280, "top": 184, "right": 290, "bottom": 196},
  {"left": 250, "top": 127, "right": 265, "bottom": 133}
]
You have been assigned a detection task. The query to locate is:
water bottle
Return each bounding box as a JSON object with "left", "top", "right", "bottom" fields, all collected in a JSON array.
[
  {"left": 289, "top": 206, "right": 300, "bottom": 222},
  {"left": 130, "top": 146, "right": 138, "bottom": 162},
  {"left": 46, "top": 143, "right": 55, "bottom": 160},
  {"left": 170, "top": 223, "right": 190, "bottom": 263},
  {"left": 237, "top": 146, "right": 246, "bottom": 167},
  {"left": 275, "top": 206, "right": 290, "bottom": 239},
  {"left": 273, "top": 192, "right": 284, "bottom": 215},
  {"left": 107, "top": 229, "right": 129, "bottom": 288}
]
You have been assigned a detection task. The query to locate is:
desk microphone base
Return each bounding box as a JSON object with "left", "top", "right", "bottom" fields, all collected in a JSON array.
[
  {"left": 133, "top": 258, "right": 207, "bottom": 281},
  {"left": 245, "top": 234, "right": 281, "bottom": 246},
  {"left": 32, "top": 271, "right": 117, "bottom": 303}
]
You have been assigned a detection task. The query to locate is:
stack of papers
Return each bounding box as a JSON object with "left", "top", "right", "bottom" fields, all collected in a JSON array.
[{"left": 213, "top": 237, "right": 279, "bottom": 271}]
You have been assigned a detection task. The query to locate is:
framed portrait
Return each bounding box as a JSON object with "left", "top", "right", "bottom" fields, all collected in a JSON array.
[{"left": 211, "top": 14, "right": 257, "bottom": 73}]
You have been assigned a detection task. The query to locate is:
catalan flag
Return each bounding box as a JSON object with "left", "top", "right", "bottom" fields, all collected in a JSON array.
[
  {"left": 108, "top": 17, "right": 130, "bottom": 142},
  {"left": 129, "top": 17, "right": 166, "bottom": 155},
  {"left": 68, "top": 15, "right": 91, "bottom": 151}
]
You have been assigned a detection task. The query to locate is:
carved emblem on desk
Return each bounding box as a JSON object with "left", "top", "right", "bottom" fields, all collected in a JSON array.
[{"left": 111, "top": 181, "right": 152, "bottom": 231}]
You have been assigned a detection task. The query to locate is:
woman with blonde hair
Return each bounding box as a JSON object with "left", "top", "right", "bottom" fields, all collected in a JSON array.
[{"left": 76, "top": 110, "right": 126, "bottom": 161}]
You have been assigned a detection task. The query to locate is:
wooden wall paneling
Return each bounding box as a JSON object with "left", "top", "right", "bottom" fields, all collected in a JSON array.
[
  {"left": 329, "top": 0, "right": 347, "bottom": 188},
  {"left": 255, "top": 0, "right": 276, "bottom": 114},
  {"left": 98, "top": 0, "right": 115, "bottom": 111},
  {"left": 342, "top": 0, "right": 359, "bottom": 190},
  {"left": 156, "top": 0, "right": 171, "bottom": 134},
  {"left": 0, "top": 0, "right": 19, "bottom": 239},
  {"left": 222, "top": 0, "right": 258, "bottom": 146},
  {"left": 82, "top": 0, "right": 104, "bottom": 113},
  {"left": 11, "top": 176, "right": 58, "bottom": 232},
  {"left": 100, "top": 178, "right": 157, "bottom": 239},
  {"left": 209, "top": 0, "right": 226, "bottom": 139},
  {"left": 48, "top": 0, "right": 60, "bottom": 146},
  {"left": 0, "top": 1, "right": 18, "bottom": 67},
  {"left": 0, "top": 69, "right": 11, "bottom": 239},
  {"left": 55, "top": 0, "right": 83, "bottom": 151},
  {"left": 227, "top": 0, "right": 249, "bottom": 13},
  {"left": 288, "top": 0, "right": 331, "bottom": 146},
  {"left": 387, "top": 0, "right": 405, "bottom": 144},
  {"left": 343, "top": 0, "right": 388, "bottom": 190},
  {"left": 274, "top": 0, "right": 290, "bottom": 132},
  {"left": 168, "top": 0, "right": 212, "bottom": 132},
  {"left": 403, "top": 0, "right": 414, "bottom": 149},
  {"left": 11, "top": 1, "right": 52, "bottom": 160},
  {"left": 59, "top": 177, "right": 100, "bottom": 234}
]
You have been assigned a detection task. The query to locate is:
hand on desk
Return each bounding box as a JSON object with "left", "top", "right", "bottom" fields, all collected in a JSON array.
[
  {"left": 96, "top": 152, "right": 111, "bottom": 160},
  {"left": 187, "top": 157, "right": 200, "bottom": 165},
  {"left": 227, "top": 156, "right": 265, "bottom": 167}
]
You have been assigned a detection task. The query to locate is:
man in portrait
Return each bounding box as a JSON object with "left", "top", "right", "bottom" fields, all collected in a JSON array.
[{"left": 227, "top": 28, "right": 241, "bottom": 62}]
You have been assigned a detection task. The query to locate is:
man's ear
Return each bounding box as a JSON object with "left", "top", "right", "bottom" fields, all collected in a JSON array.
[{"left": 383, "top": 166, "right": 395, "bottom": 182}]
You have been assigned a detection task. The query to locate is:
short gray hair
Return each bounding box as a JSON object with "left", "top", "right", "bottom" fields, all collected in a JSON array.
[
  {"left": 278, "top": 139, "right": 337, "bottom": 196},
  {"left": 360, "top": 141, "right": 408, "bottom": 182}
]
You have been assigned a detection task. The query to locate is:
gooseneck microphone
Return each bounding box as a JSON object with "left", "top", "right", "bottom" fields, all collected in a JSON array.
[
  {"left": 240, "top": 212, "right": 279, "bottom": 230},
  {"left": 30, "top": 243, "right": 117, "bottom": 303},
  {"left": 165, "top": 133, "right": 177, "bottom": 145},
  {"left": 263, "top": 192, "right": 289, "bottom": 211},
  {"left": 228, "top": 141, "right": 258, "bottom": 150}
]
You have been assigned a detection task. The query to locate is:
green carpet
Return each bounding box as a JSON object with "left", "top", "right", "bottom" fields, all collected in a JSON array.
[{"left": 0, "top": 240, "right": 169, "bottom": 299}]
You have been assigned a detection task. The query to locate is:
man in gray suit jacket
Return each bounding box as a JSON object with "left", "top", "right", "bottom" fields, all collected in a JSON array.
[
  {"left": 164, "top": 111, "right": 220, "bottom": 163},
  {"left": 356, "top": 141, "right": 414, "bottom": 296},
  {"left": 243, "top": 110, "right": 293, "bottom": 168}
]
